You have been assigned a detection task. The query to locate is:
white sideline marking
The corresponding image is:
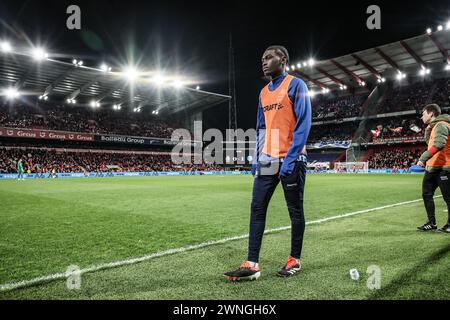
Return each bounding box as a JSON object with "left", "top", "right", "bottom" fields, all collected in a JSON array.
[{"left": 0, "top": 196, "right": 439, "bottom": 293}]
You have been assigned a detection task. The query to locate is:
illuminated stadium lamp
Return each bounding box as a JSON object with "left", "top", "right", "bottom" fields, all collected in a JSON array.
[
  {"left": 66, "top": 99, "right": 71, "bottom": 103},
  {"left": 382, "top": 77, "right": 386, "bottom": 83},
  {"left": 151, "top": 74, "right": 166, "bottom": 86},
  {"left": 196, "top": 86, "right": 200, "bottom": 90},
  {"left": 437, "top": 25, "right": 443, "bottom": 31},
  {"left": 446, "top": 21, "right": 450, "bottom": 30},
  {"left": 155, "top": 110, "right": 159, "bottom": 115},
  {"left": 1, "top": 41, "right": 11, "bottom": 52},
  {"left": 285, "top": 66, "right": 290, "bottom": 71},
  {"left": 308, "top": 58, "right": 315, "bottom": 67},
  {"left": 90, "top": 100, "right": 100, "bottom": 108},
  {"left": 173, "top": 79, "right": 184, "bottom": 88},
  {"left": 308, "top": 90, "right": 316, "bottom": 98},
  {"left": 3, "top": 88, "right": 19, "bottom": 100},
  {"left": 419, "top": 68, "right": 430, "bottom": 76},
  {"left": 123, "top": 67, "right": 139, "bottom": 82},
  {"left": 396, "top": 71, "right": 406, "bottom": 80},
  {"left": 100, "top": 64, "right": 111, "bottom": 72},
  {"left": 426, "top": 27, "right": 432, "bottom": 34},
  {"left": 303, "top": 61, "right": 308, "bottom": 67},
  {"left": 291, "top": 65, "right": 296, "bottom": 70},
  {"left": 77, "top": 60, "right": 83, "bottom": 66},
  {"left": 72, "top": 59, "right": 77, "bottom": 65},
  {"left": 296, "top": 63, "right": 302, "bottom": 69},
  {"left": 445, "top": 64, "right": 450, "bottom": 71},
  {"left": 32, "top": 48, "right": 48, "bottom": 61}
]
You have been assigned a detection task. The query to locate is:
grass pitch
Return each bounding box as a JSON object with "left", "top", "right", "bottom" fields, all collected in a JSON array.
[{"left": 0, "top": 174, "right": 449, "bottom": 299}]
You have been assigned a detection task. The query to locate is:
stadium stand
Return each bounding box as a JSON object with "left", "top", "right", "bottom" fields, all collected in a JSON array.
[
  {"left": 309, "top": 122, "right": 358, "bottom": 143},
  {"left": 0, "top": 148, "right": 225, "bottom": 174},
  {"left": 367, "top": 147, "right": 426, "bottom": 170},
  {"left": 312, "top": 94, "right": 368, "bottom": 120},
  {"left": 0, "top": 103, "right": 184, "bottom": 138}
]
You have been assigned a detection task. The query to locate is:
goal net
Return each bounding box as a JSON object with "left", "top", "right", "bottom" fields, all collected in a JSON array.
[{"left": 334, "top": 162, "right": 369, "bottom": 173}]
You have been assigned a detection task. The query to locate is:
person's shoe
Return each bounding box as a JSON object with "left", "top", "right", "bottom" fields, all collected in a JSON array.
[
  {"left": 277, "top": 256, "right": 301, "bottom": 277},
  {"left": 223, "top": 261, "right": 260, "bottom": 281},
  {"left": 417, "top": 221, "right": 437, "bottom": 231},
  {"left": 438, "top": 223, "right": 450, "bottom": 233}
]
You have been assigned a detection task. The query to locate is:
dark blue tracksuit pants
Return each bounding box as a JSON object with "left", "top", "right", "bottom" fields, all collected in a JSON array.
[{"left": 248, "top": 160, "right": 307, "bottom": 263}]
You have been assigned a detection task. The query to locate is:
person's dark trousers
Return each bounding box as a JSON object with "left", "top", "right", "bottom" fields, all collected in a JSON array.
[
  {"left": 422, "top": 170, "right": 450, "bottom": 225},
  {"left": 247, "top": 161, "right": 306, "bottom": 263}
]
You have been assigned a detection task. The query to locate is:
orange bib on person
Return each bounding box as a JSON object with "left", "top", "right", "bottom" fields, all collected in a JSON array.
[
  {"left": 427, "top": 121, "right": 450, "bottom": 167},
  {"left": 260, "top": 75, "right": 305, "bottom": 158}
]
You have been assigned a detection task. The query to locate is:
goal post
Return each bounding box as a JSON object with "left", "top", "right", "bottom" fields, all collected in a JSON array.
[{"left": 334, "top": 162, "right": 369, "bottom": 173}]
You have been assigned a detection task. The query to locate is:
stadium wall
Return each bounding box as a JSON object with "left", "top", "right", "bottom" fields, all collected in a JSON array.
[
  {"left": 0, "top": 169, "right": 423, "bottom": 180},
  {"left": 0, "top": 171, "right": 252, "bottom": 180}
]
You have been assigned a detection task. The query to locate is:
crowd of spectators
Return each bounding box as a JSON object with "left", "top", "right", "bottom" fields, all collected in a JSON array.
[
  {"left": 0, "top": 148, "right": 226, "bottom": 174},
  {"left": 432, "top": 78, "right": 450, "bottom": 109},
  {"left": 312, "top": 94, "right": 367, "bottom": 120},
  {"left": 0, "top": 104, "right": 184, "bottom": 138},
  {"left": 378, "top": 81, "right": 431, "bottom": 114},
  {"left": 367, "top": 116, "right": 423, "bottom": 141},
  {"left": 377, "top": 78, "right": 450, "bottom": 114},
  {"left": 308, "top": 115, "right": 424, "bottom": 143},
  {"left": 368, "top": 148, "right": 424, "bottom": 170},
  {"left": 308, "top": 122, "right": 359, "bottom": 143}
]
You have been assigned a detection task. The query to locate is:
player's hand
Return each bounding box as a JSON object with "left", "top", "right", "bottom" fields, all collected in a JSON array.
[{"left": 417, "top": 160, "right": 425, "bottom": 167}]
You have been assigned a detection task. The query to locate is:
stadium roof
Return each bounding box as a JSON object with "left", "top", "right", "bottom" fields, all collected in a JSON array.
[
  {"left": 0, "top": 49, "right": 230, "bottom": 115},
  {"left": 289, "top": 29, "right": 450, "bottom": 91}
]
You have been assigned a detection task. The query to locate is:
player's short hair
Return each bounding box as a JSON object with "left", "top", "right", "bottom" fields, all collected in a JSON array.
[
  {"left": 423, "top": 104, "right": 441, "bottom": 117},
  {"left": 265, "top": 45, "right": 289, "bottom": 65}
]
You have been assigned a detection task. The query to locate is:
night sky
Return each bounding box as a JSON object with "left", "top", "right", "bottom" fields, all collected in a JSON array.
[{"left": 0, "top": 0, "right": 449, "bottom": 130}]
